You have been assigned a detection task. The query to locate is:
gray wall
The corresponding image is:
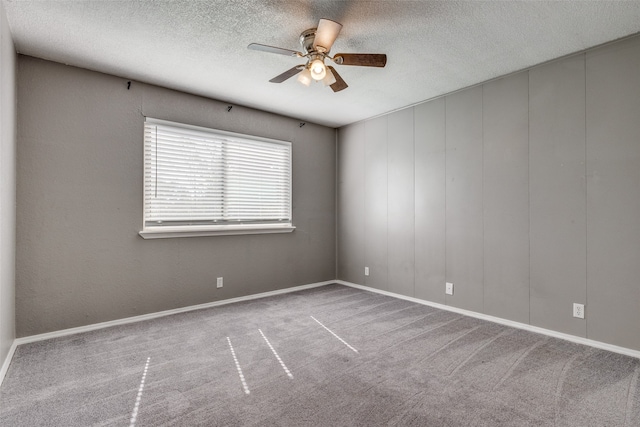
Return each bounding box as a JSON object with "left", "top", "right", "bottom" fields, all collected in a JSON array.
[
  {"left": 0, "top": 2, "right": 16, "bottom": 366},
  {"left": 338, "top": 35, "right": 640, "bottom": 352},
  {"left": 16, "top": 56, "right": 336, "bottom": 337}
]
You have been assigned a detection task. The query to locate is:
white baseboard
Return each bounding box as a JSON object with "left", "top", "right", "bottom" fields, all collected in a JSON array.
[
  {"left": 0, "top": 341, "right": 17, "bottom": 387},
  {"left": 0, "top": 280, "right": 334, "bottom": 387},
  {"left": 4, "top": 278, "right": 638, "bottom": 388},
  {"left": 13, "top": 280, "right": 334, "bottom": 346},
  {"left": 336, "top": 280, "right": 640, "bottom": 360}
]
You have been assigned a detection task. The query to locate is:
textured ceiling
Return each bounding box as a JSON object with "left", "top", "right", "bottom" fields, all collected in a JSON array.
[{"left": 4, "top": 0, "right": 640, "bottom": 128}]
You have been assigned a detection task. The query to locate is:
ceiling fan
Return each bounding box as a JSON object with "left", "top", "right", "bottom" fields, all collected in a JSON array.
[{"left": 248, "top": 18, "right": 387, "bottom": 92}]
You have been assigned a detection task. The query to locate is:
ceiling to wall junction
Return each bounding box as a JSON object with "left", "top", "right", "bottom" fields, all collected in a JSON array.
[{"left": 4, "top": 0, "right": 640, "bottom": 128}]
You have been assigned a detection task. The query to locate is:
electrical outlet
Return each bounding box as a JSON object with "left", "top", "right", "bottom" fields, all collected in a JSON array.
[
  {"left": 364, "top": 267, "right": 370, "bottom": 276},
  {"left": 445, "top": 282, "right": 454, "bottom": 296},
  {"left": 573, "top": 303, "right": 584, "bottom": 319},
  {"left": 217, "top": 277, "right": 223, "bottom": 288}
]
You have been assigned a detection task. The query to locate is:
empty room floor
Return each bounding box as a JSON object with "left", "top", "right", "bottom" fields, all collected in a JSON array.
[{"left": 1, "top": 284, "right": 639, "bottom": 426}]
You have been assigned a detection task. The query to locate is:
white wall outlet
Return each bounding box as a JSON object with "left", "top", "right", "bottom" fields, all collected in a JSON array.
[
  {"left": 217, "top": 277, "right": 223, "bottom": 288},
  {"left": 445, "top": 282, "right": 454, "bottom": 296},
  {"left": 573, "top": 303, "right": 584, "bottom": 319},
  {"left": 364, "top": 266, "right": 370, "bottom": 276}
]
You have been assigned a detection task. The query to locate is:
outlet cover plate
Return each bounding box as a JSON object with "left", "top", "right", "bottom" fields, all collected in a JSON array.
[
  {"left": 573, "top": 303, "right": 584, "bottom": 319},
  {"left": 445, "top": 282, "right": 454, "bottom": 296},
  {"left": 217, "top": 277, "right": 223, "bottom": 288},
  {"left": 364, "top": 267, "right": 370, "bottom": 276}
]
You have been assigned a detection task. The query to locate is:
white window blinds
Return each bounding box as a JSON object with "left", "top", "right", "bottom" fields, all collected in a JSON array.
[{"left": 143, "top": 118, "right": 292, "bottom": 230}]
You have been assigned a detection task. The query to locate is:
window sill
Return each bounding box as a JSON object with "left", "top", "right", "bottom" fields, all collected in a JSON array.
[{"left": 139, "top": 224, "right": 296, "bottom": 239}]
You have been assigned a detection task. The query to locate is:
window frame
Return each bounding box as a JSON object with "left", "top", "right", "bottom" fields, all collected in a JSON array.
[{"left": 139, "top": 118, "right": 295, "bottom": 239}]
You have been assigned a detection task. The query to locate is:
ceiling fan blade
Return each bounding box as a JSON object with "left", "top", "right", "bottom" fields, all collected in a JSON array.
[
  {"left": 327, "top": 66, "right": 348, "bottom": 92},
  {"left": 248, "top": 43, "right": 301, "bottom": 57},
  {"left": 269, "top": 65, "right": 304, "bottom": 83},
  {"left": 334, "top": 53, "right": 387, "bottom": 67},
  {"left": 313, "top": 19, "right": 342, "bottom": 52}
]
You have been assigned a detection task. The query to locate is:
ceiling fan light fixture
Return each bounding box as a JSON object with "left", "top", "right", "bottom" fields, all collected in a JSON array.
[
  {"left": 322, "top": 67, "right": 336, "bottom": 86},
  {"left": 310, "top": 59, "right": 327, "bottom": 81},
  {"left": 249, "top": 18, "right": 387, "bottom": 92},
  {"left": 297, "top": 67, "right": 312, "bottom": 86},
  {"left": 313, "top": 19, "right": 343, "bottom": 53}
]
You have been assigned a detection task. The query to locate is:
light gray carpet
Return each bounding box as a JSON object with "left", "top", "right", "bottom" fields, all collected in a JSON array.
[{"left": 1, "top": 284, "right": 639, "bottom": 426}]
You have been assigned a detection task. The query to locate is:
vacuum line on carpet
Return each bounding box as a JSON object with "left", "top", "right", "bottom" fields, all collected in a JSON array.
[
  {"left": 421, "top": 325, "right": 482, "bottom": 364},
  {"left": 129, "top": 356, "right": 150, "bottom": 427},
  {"left": 310, "top": 315, "right": 358, "bottom": 353},
  {"left": 227, "top": 337, "right": 250, "bottom": 395},
  {"left": 554, "top": 351, "right": 582, "bottom": 424},
  {"left": 446, "top": 329, "right": 513, "bottom": 377},
  {"left": 492, "top": 338, "right": 548, "bottom": 391},
  {"left": 259, "top": 329, "right": 294, "bottom": 379}
]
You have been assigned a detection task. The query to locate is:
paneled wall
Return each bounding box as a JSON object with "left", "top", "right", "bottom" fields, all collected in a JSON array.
[
  {"left": 482, "top": 72, "right": 529, "bottom": 324},
  {"left": 363, "top": 117, "right": 388, "bottom": 291},
  {"left": 413, "top": 99, "right": 446, "bottom": 304},
  {"left": 585, "top": 38, "right": 640, "bottom": 348},
  {"left": 337, "top": 35, "right": 640, "bottom": 352},
  {"left": 387, "top": 109, "right": 415, "bottom": 297},
  {"left": 445, "top": 87, "right": 484, "bottom": 313},
  {"left": 529, "top": 54, "right": 587, "bottom": 337}
]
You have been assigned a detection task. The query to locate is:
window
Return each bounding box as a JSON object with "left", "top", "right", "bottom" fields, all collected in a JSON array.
[{"left": 140, "top": 118, "right": 294, "bottom": 238}]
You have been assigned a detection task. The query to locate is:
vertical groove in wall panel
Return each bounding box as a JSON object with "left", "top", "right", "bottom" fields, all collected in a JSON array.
[
  {"left": 364, "top": 116, "right": 388, "bottom": 291},
  {"left": 527, "top": 72, "right": 531, "bottom": 326},
  {"left": 445, "top": 87, "right": 484, "bottom": 312},
  {"left": 337, "top": 124, "right": 365, "bottom": 284},
  {"left": 482, "top": 73, "right": 530, "bottom": 324},
  {"left": 585, "top": 37, "right": 640, "bottom": 350},
  {"left": 529, "top": 54, "right": 586, "bottom": 337},
  {"left": 414, "top": 99, "right": 446, "bottom": 303},
  {"left": 387, "top": 109, "right": 415, "bottom": 297}
]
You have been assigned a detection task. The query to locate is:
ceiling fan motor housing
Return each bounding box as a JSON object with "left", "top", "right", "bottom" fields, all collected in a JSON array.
[{"left": 300, "top": 28, "right": 323, "bottom": 54}]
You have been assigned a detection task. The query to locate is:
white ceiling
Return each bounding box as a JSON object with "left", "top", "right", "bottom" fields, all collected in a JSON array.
[{"left": 4, "top": 1, "right": 640, "bottom": 128}]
